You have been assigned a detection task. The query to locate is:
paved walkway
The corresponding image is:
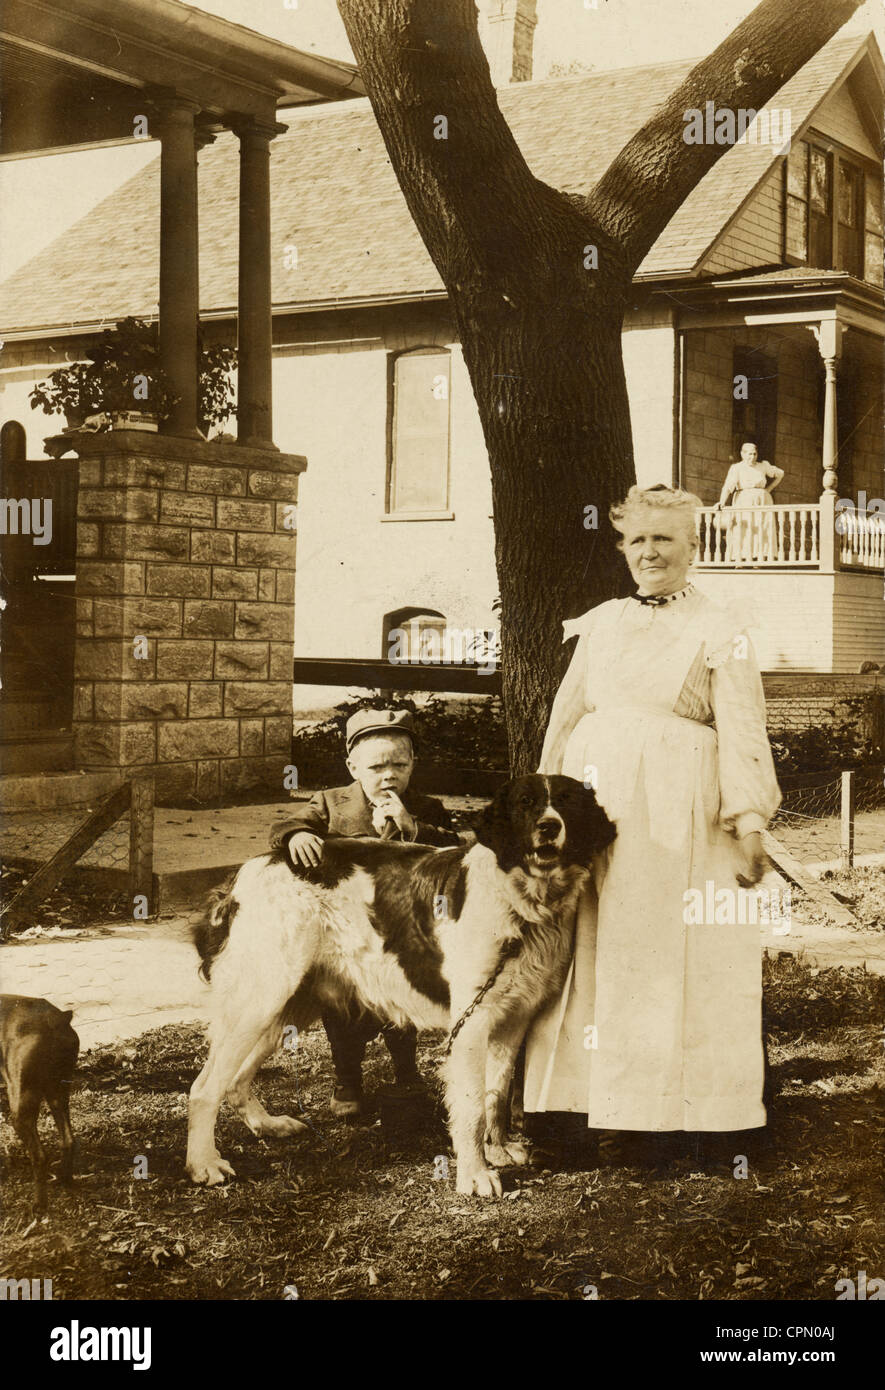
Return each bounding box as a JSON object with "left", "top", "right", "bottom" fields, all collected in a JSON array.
[{"left": 0, "top": 919, "right": 210, "bottom": 1048}]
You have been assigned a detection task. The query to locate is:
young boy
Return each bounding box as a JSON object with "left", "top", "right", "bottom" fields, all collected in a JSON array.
[{"left": 270, "top": 708, "right": 460, "bottom": 1117}]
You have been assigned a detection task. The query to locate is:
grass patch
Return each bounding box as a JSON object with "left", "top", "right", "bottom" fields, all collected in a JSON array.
[{"left": 1, "top": 958, "right": 883, "bottom": 1301}]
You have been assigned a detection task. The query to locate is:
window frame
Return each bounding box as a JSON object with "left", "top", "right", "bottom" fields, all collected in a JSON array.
[
  {"left": 783, "top": 132, "right": 883, "bottom": 284},
  {"left": 385, "top": 345, "right": 453, "bottom": 520}
]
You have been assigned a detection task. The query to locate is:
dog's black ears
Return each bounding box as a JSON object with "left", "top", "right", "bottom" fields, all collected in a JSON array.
[
  {"left": 578, "top": 783, "right": 617, "bottom": 853},
  {"left": 472, "top": 784, "right": 508, "bottom": 850},
  {"left": 473, "top": 784, "right": 524, "bottom": 872}
]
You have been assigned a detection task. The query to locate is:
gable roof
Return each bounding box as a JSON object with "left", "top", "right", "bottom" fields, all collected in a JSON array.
[{"left": 0, "top": 31, "right": 879, "bottom": 335}]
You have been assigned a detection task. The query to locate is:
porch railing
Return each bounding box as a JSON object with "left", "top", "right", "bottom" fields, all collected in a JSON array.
[
  {"left": 695, "top": 504, "right": 820, "bottom": 568},
  {"left": 836, "top": 507, "right": 885, "bottom": 570}
]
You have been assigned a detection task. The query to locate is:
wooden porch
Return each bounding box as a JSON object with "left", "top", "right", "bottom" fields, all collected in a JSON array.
[{"left": 695, "top": 496, "right": 885, "bottom": 570}]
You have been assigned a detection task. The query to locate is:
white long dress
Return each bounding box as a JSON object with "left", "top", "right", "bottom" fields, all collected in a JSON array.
[{"left": 524, "top": 586, "right": 782, "bottom": 1132}]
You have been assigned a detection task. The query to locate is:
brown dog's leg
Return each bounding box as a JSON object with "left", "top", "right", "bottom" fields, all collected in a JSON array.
[
  {"left": 13, "top": 1091, "right": 48, "bottom": 1213},
  {"left": 46, "top": 1089, "right": 76, "bottom": 1184}
]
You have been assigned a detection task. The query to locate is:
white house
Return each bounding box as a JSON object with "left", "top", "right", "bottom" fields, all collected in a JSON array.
[{"left": 1, "top": 18, "right": 883, "bottom": 715}]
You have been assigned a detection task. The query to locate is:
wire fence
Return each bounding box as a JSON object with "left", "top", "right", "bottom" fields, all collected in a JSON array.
[{"left": 771, "top": 767, "right": 884, "bottom": 869}]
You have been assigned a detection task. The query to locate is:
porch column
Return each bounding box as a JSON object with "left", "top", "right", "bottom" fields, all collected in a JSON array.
[
  {"left": 813, "top": 319, "right": 844, "bottom": 495},
  {"left": 230, "top": 116, "right": 287, "bottom": 449},
  {"left": 154, "top": 95, "right": 202, "bottom": 439},
  {"left": 811, "top": 319, "right": 844, "bottom": 572}
]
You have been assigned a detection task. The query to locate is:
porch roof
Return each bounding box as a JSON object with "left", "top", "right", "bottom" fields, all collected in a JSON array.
[
  {"left": 0, "top": 0, "right": 364, "bottom": 158},
  {"left": 665, "top": 266, "right": 885, "bottom": 337},
  {"left": 0, "top": 31, "right": 880, "bottom": 338}
]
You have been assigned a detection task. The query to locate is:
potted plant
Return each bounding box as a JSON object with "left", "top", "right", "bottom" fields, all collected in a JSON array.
[
  {"left": 29, "top": 318, "right": 236, "bottom": 435},
  {"left": 28, "top": 361, "right": 103, "bottom": 430}
]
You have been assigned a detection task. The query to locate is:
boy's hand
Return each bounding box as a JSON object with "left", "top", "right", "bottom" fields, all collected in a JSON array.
[
  {"left": 371, "top": 793, "right": 417, "bottom": 841},
  {"left": 287, "top": 831, "right": 324, "bottom": 868}
]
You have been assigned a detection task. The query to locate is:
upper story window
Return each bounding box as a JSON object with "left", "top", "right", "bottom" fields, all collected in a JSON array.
[
  {"left": 387, "top": 347, "right": 451, "bottom": 515},
  {"left": 785, "top": 136, "right": 884, "bottom": 286}
]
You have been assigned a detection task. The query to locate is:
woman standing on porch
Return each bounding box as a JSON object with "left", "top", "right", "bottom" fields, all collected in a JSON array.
[
  {"left": 716, "top": 441, "right": 785, "bottom": 561},
  {"left": 524, "top": 485, "right": 781, "bottom": 1154}
]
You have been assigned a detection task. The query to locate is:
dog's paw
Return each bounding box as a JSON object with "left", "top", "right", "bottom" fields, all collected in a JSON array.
[
  {"left": 187, "top": 1154, "right": 236, "bottom": 1186},
  {"left": 256, "top": 1114, "right": 310, "bottom": 1139},
  {"left": 456, "top": 1165, "right": 503, "bottom": 1198},
  {"left": 484, "top": 1138, "right": 530, "bottom": 1169}
]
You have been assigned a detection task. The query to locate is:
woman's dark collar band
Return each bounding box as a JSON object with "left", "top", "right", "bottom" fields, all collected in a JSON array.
[{"left": 630, "top": 582, "right": 695, "bottom": 607}]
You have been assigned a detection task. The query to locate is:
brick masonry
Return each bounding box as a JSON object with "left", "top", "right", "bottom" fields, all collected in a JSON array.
[{"left": 71, "top": 431, "right": 305, "bottom": 802}]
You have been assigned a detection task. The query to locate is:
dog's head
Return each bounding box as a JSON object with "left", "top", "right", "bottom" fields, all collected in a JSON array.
[{"left": 473, "top": 774, "right": 616, "bottom": 876}]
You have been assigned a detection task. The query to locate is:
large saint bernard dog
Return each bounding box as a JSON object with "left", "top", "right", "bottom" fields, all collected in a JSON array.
[{"left": 187, "top": 774, "right": 616, "bottom": 1197}]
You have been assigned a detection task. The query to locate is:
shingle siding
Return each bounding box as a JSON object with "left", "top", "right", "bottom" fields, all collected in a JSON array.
[{"left": 0, "top": 35, "right": 875, "bottom": 332}]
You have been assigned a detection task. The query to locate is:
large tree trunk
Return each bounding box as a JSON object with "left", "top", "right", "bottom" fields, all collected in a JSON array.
[
  {"left": 337, "top": 0, "right": 862, "bottom": 773},
  {"left": 455, "top": 289, "right": 634, "bottom": 773}
]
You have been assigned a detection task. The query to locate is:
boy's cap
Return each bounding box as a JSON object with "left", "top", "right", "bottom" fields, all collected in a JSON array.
[{"left": 345, "top": 708, "right": 416, "bottom": 753}]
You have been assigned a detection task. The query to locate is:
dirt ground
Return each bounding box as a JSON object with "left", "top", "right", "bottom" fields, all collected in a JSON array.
[{"left": 1, "top": 955, "right": 882, "bottom": 1302}]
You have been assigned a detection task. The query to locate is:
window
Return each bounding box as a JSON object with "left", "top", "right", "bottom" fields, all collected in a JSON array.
[
  {"left": 784, "top": 136, "right": 883, "bottom": 285},
  {"left": 732, "top": 348, "right": 778, "bottom": 465},
  {"left": 387, "top": 348, "right": 451, "bottom": 514},
  {"left": 863, "top": 170, "right": 884, "bottom": 286},
  {"left": 382, "top": 606, "right": 446, "bottom": 662}
]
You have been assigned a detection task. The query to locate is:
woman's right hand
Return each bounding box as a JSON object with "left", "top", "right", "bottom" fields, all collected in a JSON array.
[
  {"left": 287, "top": 831, "right": 324, "bottom": 868},
  {"left": 734, "top": 831, "right": 767, "bottom": 887}
]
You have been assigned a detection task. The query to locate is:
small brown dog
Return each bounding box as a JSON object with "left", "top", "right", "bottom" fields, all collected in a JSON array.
[{"left": 0, "top": 994, "right": 79, "bottom": 1211}]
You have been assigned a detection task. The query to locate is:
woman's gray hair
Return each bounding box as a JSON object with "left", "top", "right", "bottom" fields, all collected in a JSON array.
[{"left": 609, "top": 484, "right": 702, "bottom": 546}]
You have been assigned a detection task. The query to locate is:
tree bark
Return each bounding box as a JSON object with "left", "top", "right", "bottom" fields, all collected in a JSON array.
[
  {"left": 337, "top": 0, "right": 862, "bottom": 772},
  {"left": 589, "top": 0, "right": 864, "bottom": 271}
]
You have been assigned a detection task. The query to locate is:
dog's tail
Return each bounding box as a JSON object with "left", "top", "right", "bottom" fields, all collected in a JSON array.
[{"left": 193, "top": 874, "right": 239, "bottom": 982}]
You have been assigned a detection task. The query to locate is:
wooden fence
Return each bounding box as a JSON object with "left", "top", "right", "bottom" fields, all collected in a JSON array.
[{"left": 0, "top": 773, "right": 155, "bottom": 937}]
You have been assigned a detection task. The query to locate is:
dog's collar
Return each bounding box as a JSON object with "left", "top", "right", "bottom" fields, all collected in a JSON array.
[{"left": 629, "top": 582, "right": 694, "bottom": 608}]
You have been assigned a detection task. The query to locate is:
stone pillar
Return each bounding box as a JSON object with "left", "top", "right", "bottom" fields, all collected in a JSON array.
[
  {"left": 71, "top": 432, "right": 305, "bottom": 802},
  {"left": 155, "top": 95, "right": 202, "bottom": 439},
  {"left": 231, "top": 117, "right": 287, "bottom": 449}
]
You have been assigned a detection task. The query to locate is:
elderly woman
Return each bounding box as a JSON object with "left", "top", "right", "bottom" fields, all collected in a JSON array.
[
  {"left": 524, "top": 485, "right": 781, "bottom": 1153},
  {"left": 716, "top": 442, "right": 785, "bottom": 562}
]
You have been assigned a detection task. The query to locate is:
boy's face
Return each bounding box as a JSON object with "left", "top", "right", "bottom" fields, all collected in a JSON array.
[{"left": 346, "top": 733, "right": 415, "bottom": 803}]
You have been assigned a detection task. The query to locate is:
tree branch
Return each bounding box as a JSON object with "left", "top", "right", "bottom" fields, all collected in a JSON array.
[
  {"left": 587, "top": 0, "right": 865, "bottom": 273},
  {"left": 337, "top": 0, "right": 610, "bottom": 301}
]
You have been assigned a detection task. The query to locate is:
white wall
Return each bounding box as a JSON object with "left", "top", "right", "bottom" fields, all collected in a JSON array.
[
  {"left": 622, "top": 306, "right": 676, "bottom": 487},
  {"left": 271, "top": 339, "right": 498, "bottom": 675},
  {"left": 0, "top": 362, "right": 67, "bottom": 448},
  {"left": 693, "top": 570, "right": 836, "bottom": 671}
]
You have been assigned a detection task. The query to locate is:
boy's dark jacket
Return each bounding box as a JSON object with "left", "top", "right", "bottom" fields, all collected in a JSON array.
[{"left": 271, "top": 783, "right": 460, "bottom": 849}]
